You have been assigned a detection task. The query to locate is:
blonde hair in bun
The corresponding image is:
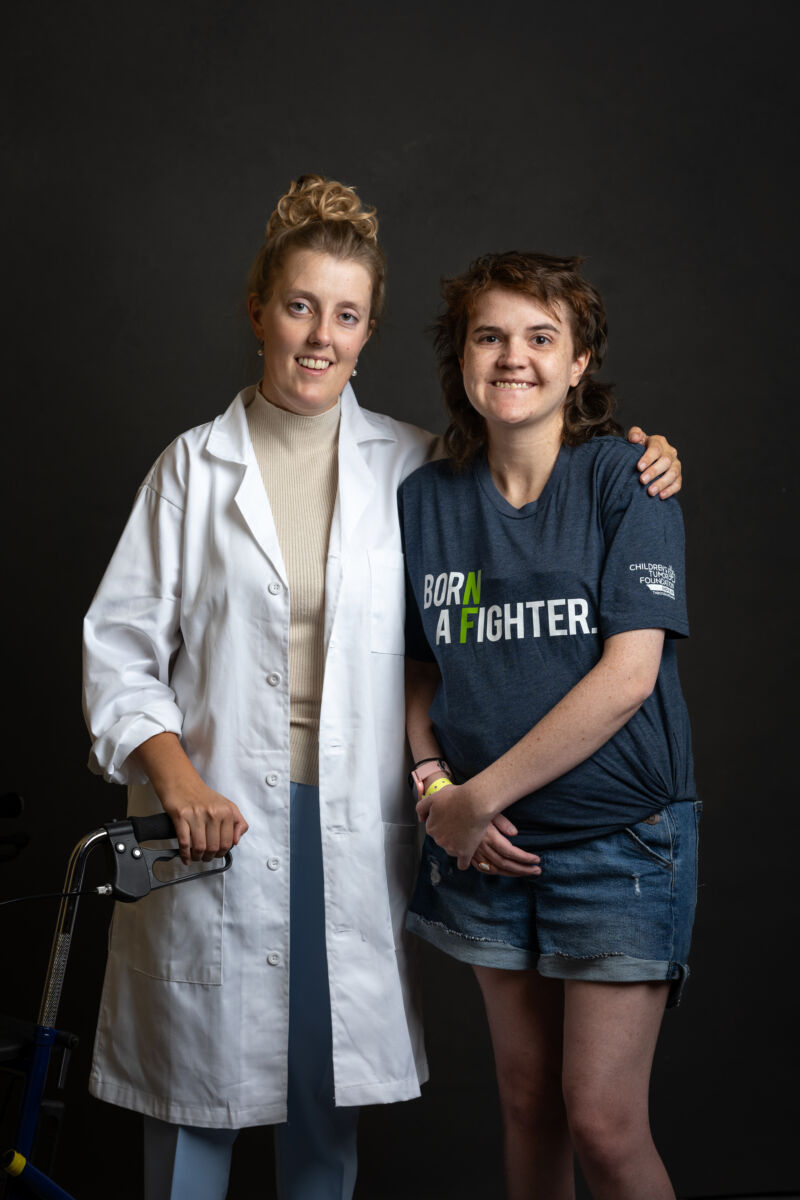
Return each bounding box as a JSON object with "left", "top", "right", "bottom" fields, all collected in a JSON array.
[{"left": 248, "top": 174, "right": 385, "bottom": 321}]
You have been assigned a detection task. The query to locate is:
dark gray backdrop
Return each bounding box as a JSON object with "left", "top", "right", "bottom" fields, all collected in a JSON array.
[{"left": 3, "top": 2, "right": 796, "bottom": 1197}]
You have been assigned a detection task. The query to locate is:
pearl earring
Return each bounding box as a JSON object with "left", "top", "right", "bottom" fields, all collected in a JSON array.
[
  {"left": 351, "top": 359, "right": 358, "bottom": 377},
  {"left": 257, "top": 342, "right": 264, "bottom": 357}
]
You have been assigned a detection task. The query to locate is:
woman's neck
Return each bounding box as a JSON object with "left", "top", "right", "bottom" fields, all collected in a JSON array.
[{"left": 486, "top": 422, "right": 562, "bottom": 508}]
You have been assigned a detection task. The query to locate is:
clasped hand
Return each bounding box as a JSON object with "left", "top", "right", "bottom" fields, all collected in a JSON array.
[{"left": 415, "top": 781, "right": 540, "bottom": 877}]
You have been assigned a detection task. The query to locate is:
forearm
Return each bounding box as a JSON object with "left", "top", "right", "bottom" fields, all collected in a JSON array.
[
  {"left": 405, "top": 657, "right": 445, "bottom": 765},
  {"left": 466, "top": 629, "right": 665, "bottom": 821},
  {"left": 131, "top": 731, "right": 248, "bottom": 862},
  {"left": 131, "top": 731, "right": 203, "bottom": 804},
  {"left": 406, "top": 657, "right": 542, "bottom": 875}
]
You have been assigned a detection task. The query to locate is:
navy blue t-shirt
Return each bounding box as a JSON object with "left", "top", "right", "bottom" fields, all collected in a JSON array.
[{"left": 398, "top": 437, "right": 696, "bottom": 848}]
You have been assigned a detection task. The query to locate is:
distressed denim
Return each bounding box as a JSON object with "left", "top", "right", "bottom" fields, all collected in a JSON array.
[{"left": 407, "top": 799, "right": 701, "bottom": 1007}]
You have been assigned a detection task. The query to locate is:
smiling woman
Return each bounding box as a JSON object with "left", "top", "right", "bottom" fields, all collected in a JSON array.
[
  {"left": 440, "top": 251, "right": 621, "bottom": 469},
  {"left": 457, "top": 290, "right": 590, "bottom": 504},
  {"left": 248, "top": 250, "right": 374, "bottom": 416},
  {"left": 245, "top": 174, "right": 385, "bottom": 414},
  {"left": 81, "top": 174, "right": 435, "bottom": 1200},
  {"left": 401, "top": 251, "right": 699, "bottom": 1200}
]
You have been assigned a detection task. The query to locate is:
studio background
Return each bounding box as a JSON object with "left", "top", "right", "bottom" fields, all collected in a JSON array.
[{"left": 2, "top": 2, "right": 795, "bottom": 1197}]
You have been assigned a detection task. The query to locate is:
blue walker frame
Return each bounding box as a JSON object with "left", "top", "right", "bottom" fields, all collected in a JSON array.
[{"left": 1, "top": 814, "right": 231, "bottom": 1199}]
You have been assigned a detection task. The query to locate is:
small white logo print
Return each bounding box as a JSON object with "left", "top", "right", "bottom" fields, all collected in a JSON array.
[{"left": 629, "top": 562, "right": 676, "bottom": 599}]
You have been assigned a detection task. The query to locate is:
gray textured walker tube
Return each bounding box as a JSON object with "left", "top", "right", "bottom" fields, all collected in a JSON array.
[{"left": 37, "top": 828, "right": 109, "bottom": 1027}]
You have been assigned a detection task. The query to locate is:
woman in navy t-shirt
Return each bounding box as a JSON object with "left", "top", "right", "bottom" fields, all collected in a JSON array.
[{"left": 401, "top": 251, "right": 698, "bottom": 1200}]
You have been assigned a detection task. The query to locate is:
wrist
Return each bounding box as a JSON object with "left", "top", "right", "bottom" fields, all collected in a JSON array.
[
  {"left": 409, "top": 756, "right": 452, "bottom": 792},
  {"left": 422, "top": 776, "right": 454, "bottom": 799},
  {"left": 423, "top": 769, "right": 450, "bottom": 789},
  {"left": 460, "top": 776, "right": 499, "bottom": 823},
  {"left": 156, "top": 761, "right": 204, "bottom": 805}
]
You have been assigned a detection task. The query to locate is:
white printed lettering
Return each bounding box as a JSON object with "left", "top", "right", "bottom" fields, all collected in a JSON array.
[
  {"left": 433, "top": 574, "right": 448, "bottom": 607},
  {"left": 547, "top": 598, "right": 567, "bottom": 636},
  {"left": 446, "top": 572, "right": 465, "bottom": 606},
  {"left": 504, "top": 602, "right": 525, "bottom": 639},
  {"left": 567, "top": 597, "right": 590, "bottom": 635},
  {"left": 526, "top": 600, "right": 545, "bottom": 637},
  {"left": 435, "top": 608, "right": 451, "bottom": 644},
  {"left": 486, "top": 605, "right": 503, "bottom": 642}
]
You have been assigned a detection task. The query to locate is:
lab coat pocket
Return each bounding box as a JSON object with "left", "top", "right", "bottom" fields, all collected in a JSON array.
[
  {"left": 368, "top": 549, "right": 406, "bottom": 655},
  {"left": 383, "top": 821, "right": 420, "bottom": 947},
  {"left": 109, "top": 865, "right": 225, "bottom": 985}
]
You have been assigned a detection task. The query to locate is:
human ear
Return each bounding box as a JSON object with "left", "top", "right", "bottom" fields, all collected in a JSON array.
[
  {"left": 247, "top": 294, "right": 265, "bottom": 340},
  {"left": 571, "top": 349, "right": 591, "bottom": 385}
]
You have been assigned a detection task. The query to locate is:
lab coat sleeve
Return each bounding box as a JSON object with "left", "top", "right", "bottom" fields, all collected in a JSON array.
[{"left": 83, "top": 480, "right": 186, "bottom": 786}]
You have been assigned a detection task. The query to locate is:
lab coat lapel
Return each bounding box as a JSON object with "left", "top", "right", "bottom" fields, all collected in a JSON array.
[
  {"left": 324, "top": 385, "right": 387, "bottom": 645},
  {"left": 205, "top": 390, "right": 288, "bottom": 585},
  {"left": 335, "top": 385, "right": 378, "bottom": 553}
]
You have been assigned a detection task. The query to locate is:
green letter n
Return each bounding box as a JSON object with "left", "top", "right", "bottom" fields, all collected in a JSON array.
[{"left": 463, "top": 570, "right": 482, "bottom": 605}]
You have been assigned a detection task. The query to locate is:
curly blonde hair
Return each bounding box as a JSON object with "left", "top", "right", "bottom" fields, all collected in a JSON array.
[
  {"left": 436, "top": 251, "right": 622, "bottom": 469},
  {"left": 248, "top": 174, "right": 385, "bottom": 321}
]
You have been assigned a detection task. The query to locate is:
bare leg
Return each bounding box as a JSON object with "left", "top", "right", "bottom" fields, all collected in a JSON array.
[
  {"left": 562, "top": 980, "right": 673, "bottom": 1200},
  {"left": 473, "top": 965, "right": 574, "bottom": 1200}
]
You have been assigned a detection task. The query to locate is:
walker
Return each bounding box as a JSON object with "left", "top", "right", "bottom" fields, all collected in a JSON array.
[{"left": 0, "top": 799, "right": 232, "bottom": 1199}]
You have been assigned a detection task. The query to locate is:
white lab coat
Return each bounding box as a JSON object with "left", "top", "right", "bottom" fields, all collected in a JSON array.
[{"left": 83, "top": 384, "right": 434, "bottom": 1127}]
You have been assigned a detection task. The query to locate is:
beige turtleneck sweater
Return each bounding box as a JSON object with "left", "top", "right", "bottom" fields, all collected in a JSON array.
[{"left": 246, "top": 389, "right": 340, "bottom": 786}]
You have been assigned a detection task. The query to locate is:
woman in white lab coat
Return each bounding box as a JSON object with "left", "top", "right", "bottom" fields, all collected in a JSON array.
[{"left": 82, "top": 175, "right": 681, "bottom": 1200}]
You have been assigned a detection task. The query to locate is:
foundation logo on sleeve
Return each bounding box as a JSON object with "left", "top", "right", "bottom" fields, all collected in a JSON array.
[{"left": 629, "top": 562, "right": 676, "bottom": 599}]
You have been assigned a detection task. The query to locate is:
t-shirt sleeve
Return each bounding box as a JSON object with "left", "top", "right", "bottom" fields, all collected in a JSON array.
[
  {"left": 403, "top": 566, "right": 436, "bottom": 661},
  {"left": 597, "top": 454, "right": 689, "bottom": 640},
  {"left": 397, "top": 483, "right": 436, "bottom": 662}
]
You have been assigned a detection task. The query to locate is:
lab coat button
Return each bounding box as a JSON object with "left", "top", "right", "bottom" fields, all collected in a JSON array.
[
  {"left": 266, "top": 952, "right": 281, "bottom": 966},
  {"left": 267, "top": 857, "right": 280, "bottom": 870},
  {"left": 266, "top": 773, "right": 279, "bottom": 787},
  {"left": 267, "top": 672, "right": 281, "bottom": 687},
  {"left": 267, "top": 582, "right": 281, "bottom": 595}
]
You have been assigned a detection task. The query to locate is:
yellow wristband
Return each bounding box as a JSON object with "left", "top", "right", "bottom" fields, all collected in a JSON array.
[{"left": 423, "top": 776, "right": 454, "bottom": 798}]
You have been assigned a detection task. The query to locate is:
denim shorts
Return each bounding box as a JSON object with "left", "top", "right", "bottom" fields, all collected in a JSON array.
[{"left": 406, "top": 799, "right": 701, "bottom": 1007}]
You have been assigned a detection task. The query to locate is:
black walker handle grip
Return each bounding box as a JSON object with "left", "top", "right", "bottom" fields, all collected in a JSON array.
[
  {"left": 129, "top": 813, "right": 177, "bottom": 843},
  {"left": 103, "top": 816, "right": 232, "bottom": 902}
]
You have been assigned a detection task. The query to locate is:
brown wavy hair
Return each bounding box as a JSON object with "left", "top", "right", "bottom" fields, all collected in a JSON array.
[
  {"left": 247, "top": 174, "right": 385, "bottom": 322},
  {"left": 437, "top": 251, "right": 622, "bottom": 468}
]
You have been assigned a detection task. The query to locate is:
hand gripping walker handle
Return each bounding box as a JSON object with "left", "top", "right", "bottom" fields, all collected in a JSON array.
[
  {"left": 103, "top": 815, "right": 233, "bottom": 903},
  {"left": 129, "top": 812, "right": 177, "bottom": 843}
]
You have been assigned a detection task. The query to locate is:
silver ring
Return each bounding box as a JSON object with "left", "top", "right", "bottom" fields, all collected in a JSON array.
[{"left": 478, "top": 861, "right": 491, "bottom": 871}]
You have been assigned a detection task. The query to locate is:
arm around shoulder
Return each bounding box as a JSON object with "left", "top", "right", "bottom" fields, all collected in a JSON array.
[{"left": 626, "top": 426, "right": 682, "bottom": 499}]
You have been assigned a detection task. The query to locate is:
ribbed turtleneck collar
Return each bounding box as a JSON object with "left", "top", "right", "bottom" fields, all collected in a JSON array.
[{"left": 246, "top": 386, "right": 341, "bottom": 454}]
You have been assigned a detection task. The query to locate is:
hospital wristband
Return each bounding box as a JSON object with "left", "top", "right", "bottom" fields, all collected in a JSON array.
[
  {"left": 408, "top": 757, "right": 451, "bottom": 791},
  {"left": 422, "top": 777, "right": 454, "bottom": 798}
]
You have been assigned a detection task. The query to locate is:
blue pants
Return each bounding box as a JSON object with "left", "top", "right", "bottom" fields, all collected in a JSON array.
[{"left": 143, "top": 783, "right": 359, "bottom": 1200}]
